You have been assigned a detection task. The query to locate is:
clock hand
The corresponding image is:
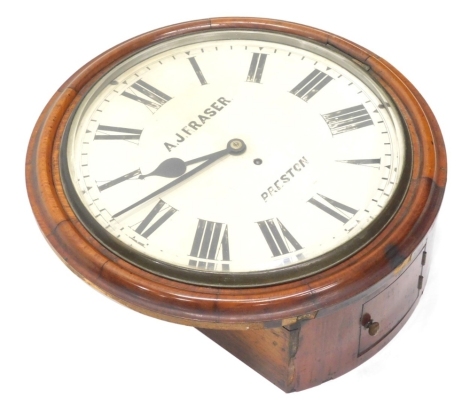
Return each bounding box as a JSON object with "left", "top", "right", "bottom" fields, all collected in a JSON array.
[
  {"left": 114, "top": 139, "right": 246, "bottom": 218},
  {"left": 139, "top": 146, "right": 237, "bottom": 179}
]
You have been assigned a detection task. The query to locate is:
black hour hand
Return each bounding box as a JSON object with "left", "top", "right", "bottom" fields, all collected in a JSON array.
[
  {"left": 115, "top": 139, "right": 246, "bottom": 218},
  {"left": 140, "top": 157, "right": 187, "bottom": 179},
  {"left": 139, "top": 139, "right": 246, "bottom": 179}
]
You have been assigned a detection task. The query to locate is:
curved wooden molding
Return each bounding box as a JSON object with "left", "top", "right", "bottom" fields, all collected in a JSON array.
[{"left": 26, "top": 18, "right": 446, "bottom": 329}]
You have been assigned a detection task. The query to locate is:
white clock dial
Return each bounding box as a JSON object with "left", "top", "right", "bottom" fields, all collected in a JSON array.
[{"left": 63, "top": 31, "right": 407, "bottom": 285}]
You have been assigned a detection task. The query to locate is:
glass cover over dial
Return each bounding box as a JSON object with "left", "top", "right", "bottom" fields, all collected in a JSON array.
[{"left": 62, "top": 30, "right": 408, "bottom": 287}]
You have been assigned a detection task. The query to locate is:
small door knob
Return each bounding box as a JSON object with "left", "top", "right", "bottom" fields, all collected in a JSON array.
[
  {"left": 367, "top": 321, "right": 380, "bottom": 336},
  {"left": 361, "top": 313, "right": 380, "bottom": 336}
]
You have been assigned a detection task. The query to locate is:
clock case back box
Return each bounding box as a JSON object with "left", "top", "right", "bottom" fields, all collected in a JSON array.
[{"left": 26, "top": 18, "right": 447, "bottom": 392}]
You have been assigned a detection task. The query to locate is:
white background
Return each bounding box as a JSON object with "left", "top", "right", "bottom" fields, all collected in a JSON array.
[{"left": 2, "top": 1, "right": 467, "bottom": 405}]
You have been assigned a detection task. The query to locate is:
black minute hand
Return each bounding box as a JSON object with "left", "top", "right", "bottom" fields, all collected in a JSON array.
[{"left": 114, "top": 139, "right": 246, "bottom": 218}]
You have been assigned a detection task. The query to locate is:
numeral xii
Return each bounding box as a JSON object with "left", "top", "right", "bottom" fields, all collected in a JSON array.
[{"left": 246, "top": 53, "right": 267, "bottom": 83}]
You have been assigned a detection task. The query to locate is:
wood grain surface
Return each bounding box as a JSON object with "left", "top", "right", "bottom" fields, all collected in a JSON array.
[{"left": 26, "top": 18, "right": 446, "bottom": 331}]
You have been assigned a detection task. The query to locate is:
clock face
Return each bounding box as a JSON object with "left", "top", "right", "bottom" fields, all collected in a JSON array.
[{"left": 62, "top": 30, "right": 409, "bottom": 287}]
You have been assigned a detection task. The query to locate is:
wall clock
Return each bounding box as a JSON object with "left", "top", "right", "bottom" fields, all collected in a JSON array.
[{"left": 26, "top": 17, "right": 446, "bottom": 392}]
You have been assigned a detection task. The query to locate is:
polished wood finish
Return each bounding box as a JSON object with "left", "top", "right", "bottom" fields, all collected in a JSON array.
[
  {"left": 201, "top": 236, "right": 430, "bottom": 391},
  {"left": 26, "top": 18, "right": 446, "bottom": 390}
]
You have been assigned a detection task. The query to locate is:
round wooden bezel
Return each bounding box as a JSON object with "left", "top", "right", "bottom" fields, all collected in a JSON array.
[{"left": 26, "top": 17, "right": 446, "bottom": 329}]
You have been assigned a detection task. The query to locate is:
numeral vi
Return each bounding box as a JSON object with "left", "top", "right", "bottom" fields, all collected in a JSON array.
[{"left": 189, "top": 220, "right": 230, "bottom": 270}]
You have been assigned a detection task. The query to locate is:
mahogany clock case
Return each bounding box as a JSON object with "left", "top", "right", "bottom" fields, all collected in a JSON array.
[
  {"left": 25, "top": 17, "right": 446, "bottom": 392},
  {"left": 58, "top": 26, "right": 412, "bottom": 289}
]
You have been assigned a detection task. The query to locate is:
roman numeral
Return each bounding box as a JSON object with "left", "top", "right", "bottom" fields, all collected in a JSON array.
[
  {"left": 308, "top": 194, "right": 358, "bottom": 224},
  {"left": 122, "top": 79, "right": 171, "bottom": 111},
  {"left": 134, "top": 199, "right": 177, "bottom": 238},
  {"left": 246, "top": 53, "right": 267, "bottom": 83},
  {"left": 189, "top": 220, "right": 230, "bottom": 270},
  {"left": 290, "top": 69, "right": 332, "bottom": 101},
  {"left": 188, "top": 57, "right": 207, "bottom": 85},
  {"left": 94, "top": 125, "right": 143, "bottom": 141},
  {"left": 337, "top": 158, "right": 381, "bottom": 169},
  {"left": 97, "top": 168, "right": 141, "bottom": 192},
  {"left": 322, "top": 105, "right": 373, "bottom": 135},
  {"left": 257, "top": 218, "right": 302, "bottom": 257}
]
